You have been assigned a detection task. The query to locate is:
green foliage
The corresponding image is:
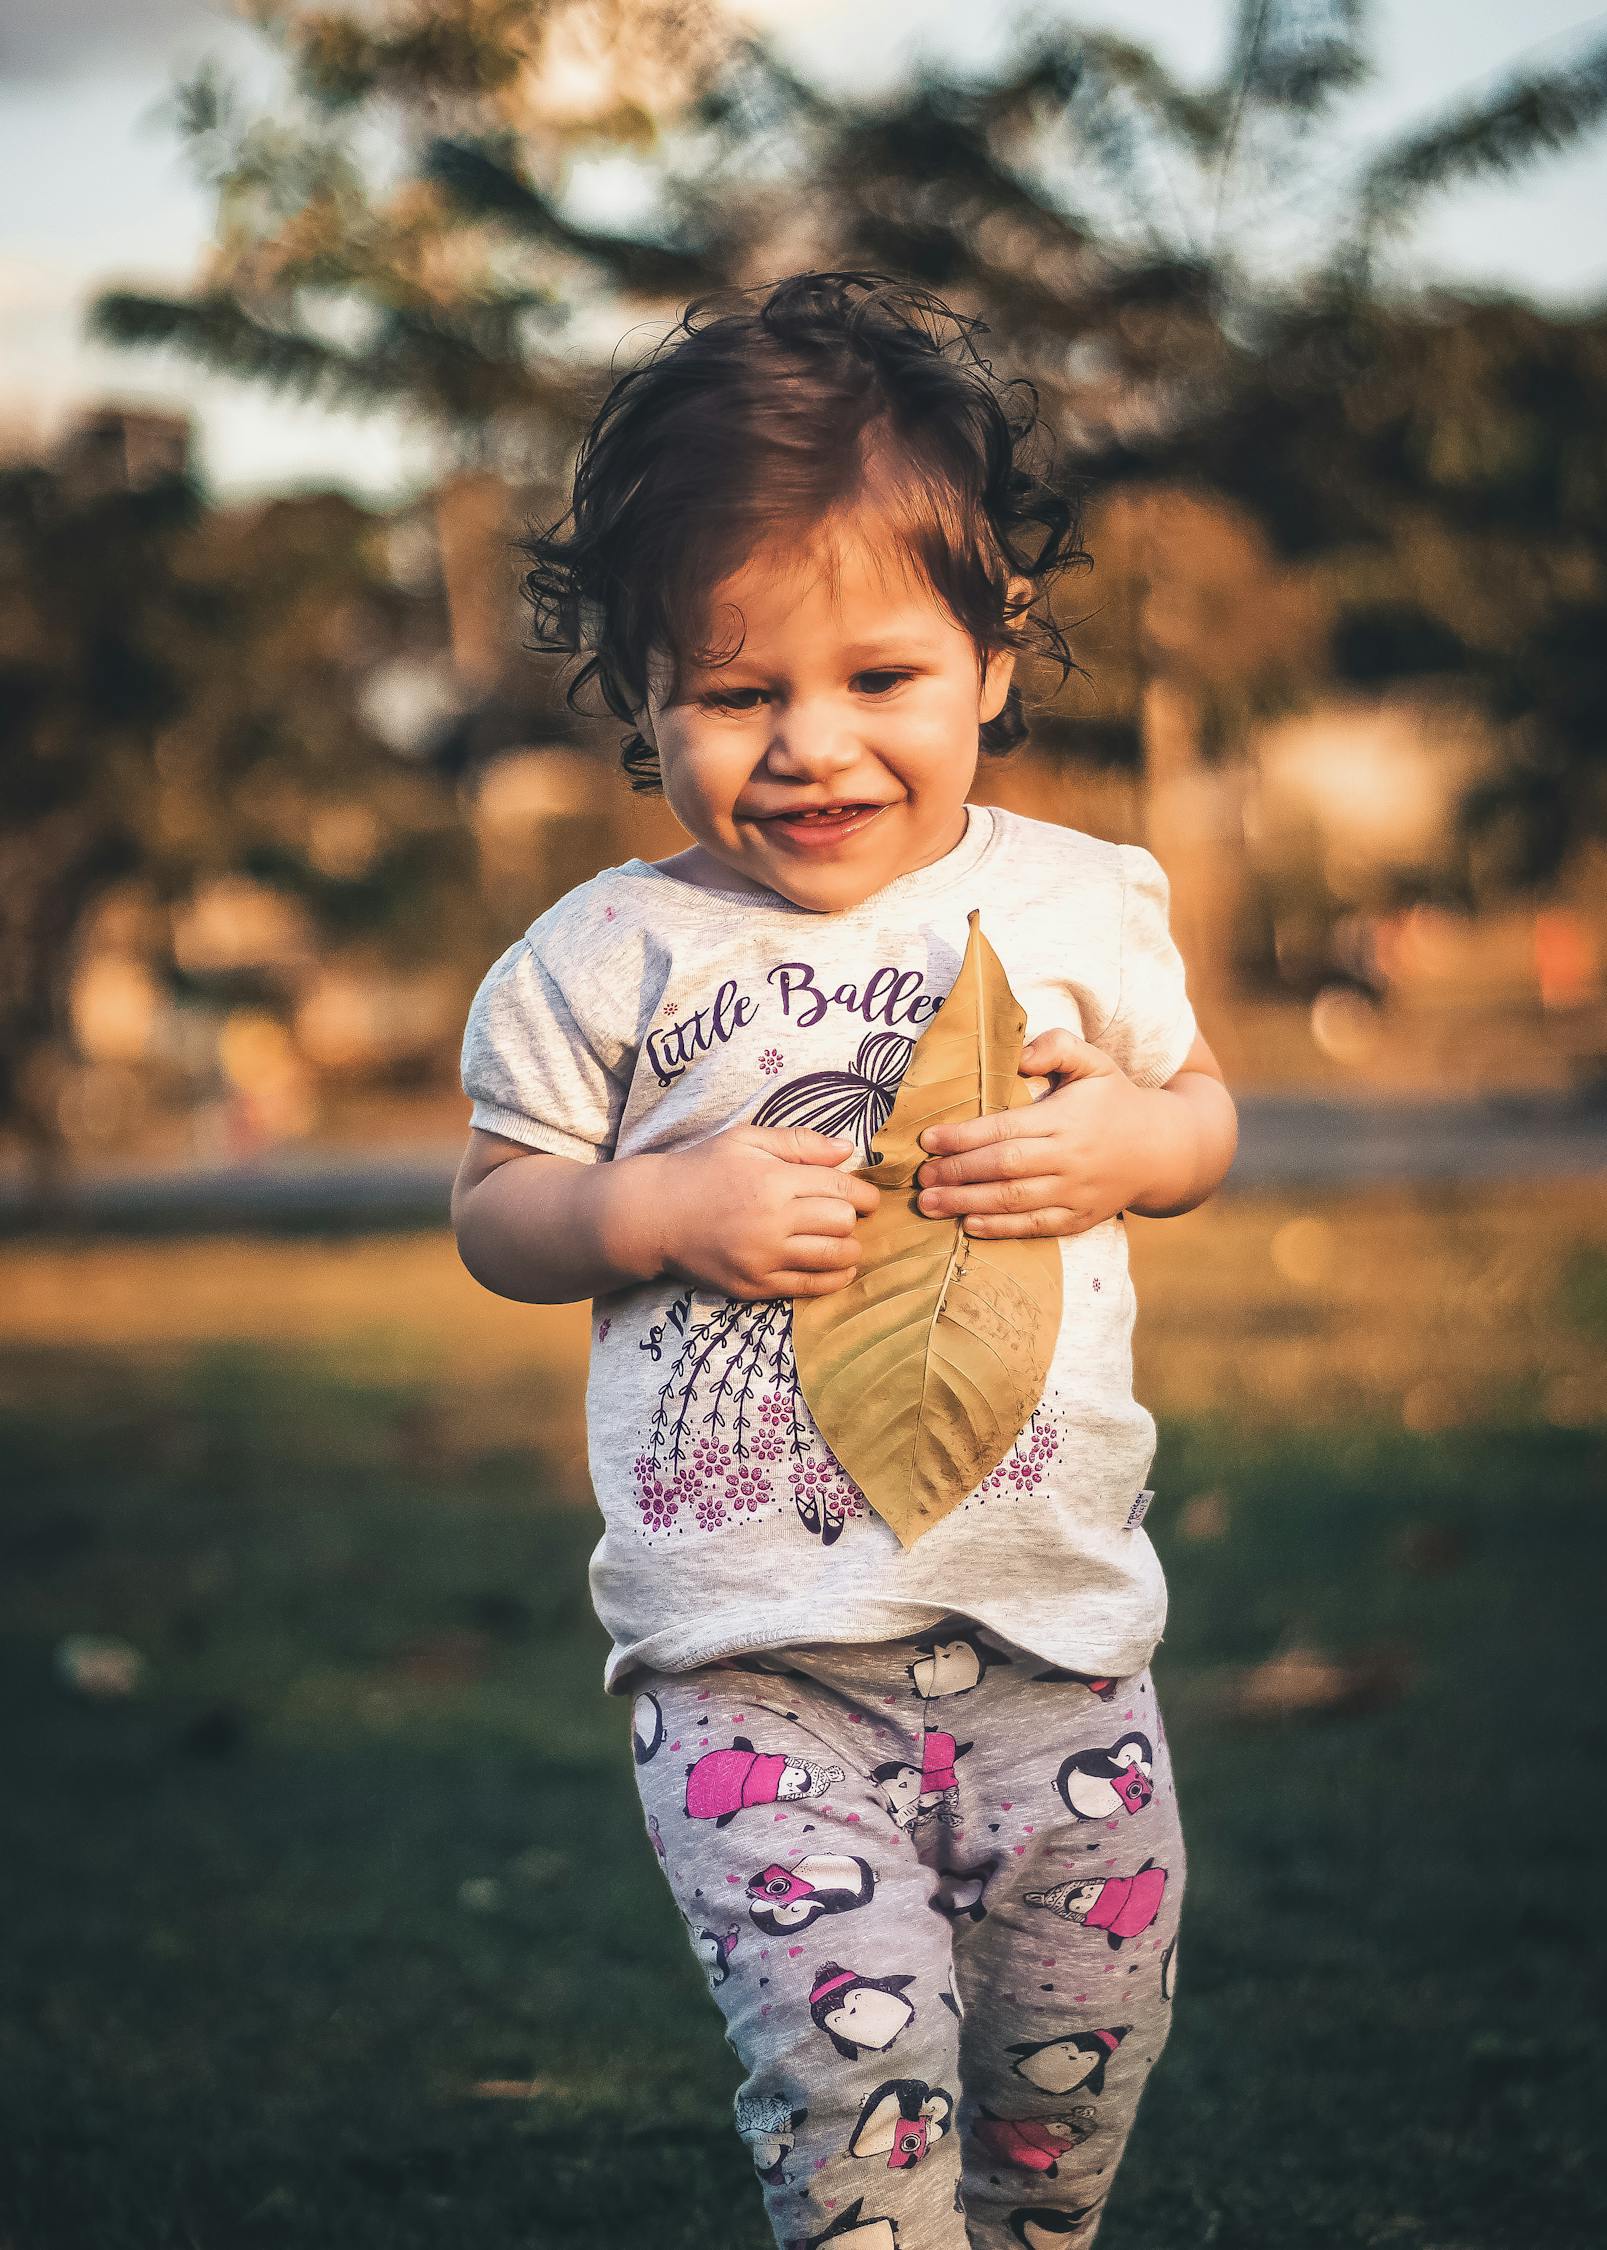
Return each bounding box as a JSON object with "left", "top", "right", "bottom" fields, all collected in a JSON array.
[
  {"left": 91, "top": 1, "right": 742, "bottom": 469},
  {"left": 1555, "top": 1243, "right": 1607, "bottom": 1345},
  {"left": 0, "top": 466, "right": 473, "bottom": 1166},
  {"left": 0, "top": 1347, "right": 1602, "bottom": 2245}
]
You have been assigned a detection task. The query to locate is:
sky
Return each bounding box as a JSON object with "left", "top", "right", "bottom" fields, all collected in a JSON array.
[{"left": 3, "top": 0, "right": 1605, "bottom": 501}]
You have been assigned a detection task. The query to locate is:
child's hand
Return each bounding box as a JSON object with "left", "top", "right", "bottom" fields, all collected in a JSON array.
[
  {"left": 912, "top": 1029, "right": 1176, "bottom": 1238},
  {"left": 656, "top": 1125, "right": 880, "bottom": 1300}
]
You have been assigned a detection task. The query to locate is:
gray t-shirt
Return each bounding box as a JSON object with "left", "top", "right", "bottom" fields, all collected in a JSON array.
[{"left": 460, "top": 801, "right": 1198, "bottom": 1694}]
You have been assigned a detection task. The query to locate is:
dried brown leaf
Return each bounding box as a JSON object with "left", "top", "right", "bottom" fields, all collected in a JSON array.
[{"left": 792, "top": 910, "right": 1061, "bottom": 1546}]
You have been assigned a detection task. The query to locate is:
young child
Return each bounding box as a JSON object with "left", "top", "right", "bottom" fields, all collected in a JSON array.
[{"left": 453, "top": 271, "right": 1238, "bottom": 2250}]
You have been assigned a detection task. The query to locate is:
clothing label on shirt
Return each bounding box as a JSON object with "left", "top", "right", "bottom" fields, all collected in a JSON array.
[{"left": 1125, "top": 1489, "right": 1155, "bottom": 1529}]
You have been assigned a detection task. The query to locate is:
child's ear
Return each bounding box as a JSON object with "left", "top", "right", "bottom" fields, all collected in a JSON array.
[
  {"left": 979, "top": 576, "right": 1033, "bottom": 723},
  {"left": 978, "top": 644, "right": 1016, "bottom": 726}
]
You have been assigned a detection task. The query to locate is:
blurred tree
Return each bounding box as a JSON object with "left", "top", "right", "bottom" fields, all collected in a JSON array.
[
  {"left": 0, "top": 464, "right": 201, "bottom": 1190},
  {"left": 89, "top": 1, "right": 1607, "bottom": 904},
  {"left": 0, "top": 458, "right": 474, "bottom": 1192},
  {"left": 90, "top": 0, "right": 744, "bottom": 477},
  {"left": 784, "top": 2, "right": 1607, "bottom": 898},
  {"left": 1322, "top": 298, "right": 1607, "bottom": 893}
]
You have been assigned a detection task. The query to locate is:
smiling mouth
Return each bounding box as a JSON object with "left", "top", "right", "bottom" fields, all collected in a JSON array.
[
  {"left": 743, "top": 804, "right": 900, "bottom": 839},
  {"left": 750, "top": 803, "right": 887, "bottom": 821}
]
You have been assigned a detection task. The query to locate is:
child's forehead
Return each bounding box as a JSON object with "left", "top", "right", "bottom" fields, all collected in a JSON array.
[{"left": 694, "top": 505, "right": 951, "bottom": 639}]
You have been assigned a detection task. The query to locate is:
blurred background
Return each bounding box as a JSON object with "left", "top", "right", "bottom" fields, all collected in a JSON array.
[{"left": 3, "top": 5, "right": 1604, "bottom": 2247}]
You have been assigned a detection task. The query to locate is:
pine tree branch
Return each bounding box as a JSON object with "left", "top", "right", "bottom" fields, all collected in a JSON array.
[
  {"left": 88, "top": 289, "right": 383, "bottom": 403},
  {"left": 1057, "top": 33, "right": 1222, "bottom": 258},
  {"left": 423, "top": 139, "right": 718, "bottom": 292},
  {"left": 1356, "top": 34, "right": 1607, "bottom": 232},
  {"left": 1220, "top": 0, "right": 1369, "bottom": 116}
]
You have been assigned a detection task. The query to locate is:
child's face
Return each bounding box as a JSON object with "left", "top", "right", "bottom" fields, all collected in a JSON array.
[{"left": 639, "top": 512, "right": 1019, "bottom": 912}]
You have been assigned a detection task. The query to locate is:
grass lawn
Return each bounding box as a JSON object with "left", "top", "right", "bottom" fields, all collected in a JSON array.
[{"left": 2, "top": 1191, "right": 1603, "bottom": 2248}]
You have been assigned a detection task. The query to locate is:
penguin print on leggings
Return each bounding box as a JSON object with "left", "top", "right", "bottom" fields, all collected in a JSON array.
[
  {"left": 735, "top": 2088, "right": 807, "bottom": 2182},
  {"left": 930, "top": 1855, "right": 999, "bottom": 1925},
  {"left": 1008, "top": 2207, "right": 1104, "bottom": 2247},
  {"left": 871, "top": 1733, "right": 968, "bottom": 1834},
  {"left": 693, "top": 1920, "right": 741, "bottom": 1987},
  {"left": 1008, "top": 2026, "right": 1127, "bottom": 2098},
  {"left": 685, "top": 1738, "right": 844, "bottom": 1827},
  {"left": 1030, "top": 1668, "right": 1119, "bottom": 1698},
  {"left": 1055, "top": 1733, "right": 1154, "bottom": 1820},
  {"left": 631, "top": 1691, "right": 665, "bottom": 1765},
  {"left": 974, "top": 2108, "right": 1096, "bottom": 2176},
  {"left": 794, "top": 2202, "right": 899, "bottom": 2250},
  {"left": 809, "top": 1964, "right": 917, "bottom": 2059},
  {"left": 847, "top": 2078, "right": 954, "bottom": 2170},
  {"left": 905, "top": 1626, "right": 1010, "bottom": 1701},
  {"left": 746, "top": 1853, "right": 875, "bottom": 1936},
  {"left": 1024, "top": 1861, "right": 1167, "bottom": 1947}
]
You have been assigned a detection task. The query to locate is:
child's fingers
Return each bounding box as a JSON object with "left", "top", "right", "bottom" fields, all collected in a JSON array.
[
  {"left": 1020, "top": 1028, "right": 1109, "bottom": 1077},
  {"left": 959, "top": 1206, "right": 1088, "bottom": 1238},
  {"left": 743, "top": 1124, "right": 857, "bottom": 1167},
  {"left": 842, "top": 1172, "right": 880, "bottom": 1216},
  {"left": 804, "top": 1167, "right": 879, "bottom": 1216},
  {"left": 917, "top": 1107, "right": 1052, "bottom": 1160},
  {"left": 918, "top": 1175, "right": 1064, "bottom": 1219},
  {"left": 777, "top": 1262, "right": 860, "bottom": 1297},
  {"left": 783, "top": 1230, "right": 861, "bottom": 1271},
  {"left": 917, "top": 1128, "right": 1056, "bottom": 1186},
  {"left": 790, "top": 1192, "right": 860, "bottom": 1237}
]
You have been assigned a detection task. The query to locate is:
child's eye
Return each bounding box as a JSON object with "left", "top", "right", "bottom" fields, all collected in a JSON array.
[
  {"left": 699, "top": 687, "right": 767, "bottom": 713},
  {"left": 854, "top": 669, "right": 912, "bottom": 696}
]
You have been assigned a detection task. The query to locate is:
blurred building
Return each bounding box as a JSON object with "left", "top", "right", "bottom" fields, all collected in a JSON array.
[{"left": 54, "top": 404, "right": 193, "bottom": 497}]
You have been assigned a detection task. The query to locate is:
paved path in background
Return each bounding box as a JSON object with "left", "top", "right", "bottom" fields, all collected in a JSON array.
[{"left": 1, "top": 1095, "right": 1603, "bottom": 1235}]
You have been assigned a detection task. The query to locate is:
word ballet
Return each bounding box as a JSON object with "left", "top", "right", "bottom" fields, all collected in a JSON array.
[
  {"left": 767, "top": 961, "right": 943, "bottom": 1033},
  {"left": 644, "top": 959, "right": 944, "bottom": 1086}
]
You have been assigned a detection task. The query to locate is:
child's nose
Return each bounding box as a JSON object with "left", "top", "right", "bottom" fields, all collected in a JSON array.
[{"left": 760, "top": 704, "right": 867, "bottom": 779}]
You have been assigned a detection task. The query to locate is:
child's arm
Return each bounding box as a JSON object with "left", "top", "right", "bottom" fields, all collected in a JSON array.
[
  {"left": 453, "top": 1122, "right": 880, "bottom": 1305},
  {"left": 911, "top": 1025, "right": 1237, "bottom": 1238},
  {"left": 1119, "top": 1029, "right": 1237, "bottom": 1218}
]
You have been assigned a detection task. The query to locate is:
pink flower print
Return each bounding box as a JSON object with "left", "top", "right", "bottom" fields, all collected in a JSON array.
[
  {"left": 758, "top": 1047, "right": 784, "bottom": 1076},
  {"left": 789, "top": 1459, "right": 825, "bottom": 1503},
  {"left": 663, "top": 999, "right": 678, "bottom": 1016},
  {"left": 756, "top": 1389, "right": 790, "bottom": 1428},
  {"left": 748, "top": 1425, "right": 784, "bottom": 1466},
  {"left": 636, "top": 1474, "right": 680, "bottom": 1532},
  {"left": 788, "top": 1455, "right": 860, "bottom": 1510},
  {"left": 633, "top": 1449, "right": 682, "bottom": 1531},
  {"left": 603, "top": 905, "right": 616, "bottom": 921},
  {"left": 690, "top": 1435, "right": 734, "bottom": 1483},
  {"left": 694, "top": 1491, "right": 728, "bottom": 1532},
  {"left": 725, "top": 1458, "right": 771, "bottom": 1514},
  {"left": 978, "top": 1413, "right": 1059, "bottom": 1497},
  {"left": 596, "top": 1317, "right": 611, "bottom": 1341}
]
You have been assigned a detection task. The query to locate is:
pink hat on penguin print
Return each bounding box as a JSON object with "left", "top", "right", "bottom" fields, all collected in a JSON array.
[{"left": 686, "top": 1745, "right": 790, "bottom": 1821}]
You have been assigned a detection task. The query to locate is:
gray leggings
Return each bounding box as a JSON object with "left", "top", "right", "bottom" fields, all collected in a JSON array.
[{"left": 628, "top": 1624, "right": 1184, "bottom": 2249}]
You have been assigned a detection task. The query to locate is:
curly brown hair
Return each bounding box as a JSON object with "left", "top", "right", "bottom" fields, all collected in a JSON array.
[{"left": 519, "top": 270, "right": 1089, "bottom": 792}]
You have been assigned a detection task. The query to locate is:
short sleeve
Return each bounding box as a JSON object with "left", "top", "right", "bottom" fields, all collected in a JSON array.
[
  {"left": 1093, "top": 844, "right": 1199, "bottom": 1089},
  {"left": 460, "top": 934, "right": 628, "bottom": 1164}
]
